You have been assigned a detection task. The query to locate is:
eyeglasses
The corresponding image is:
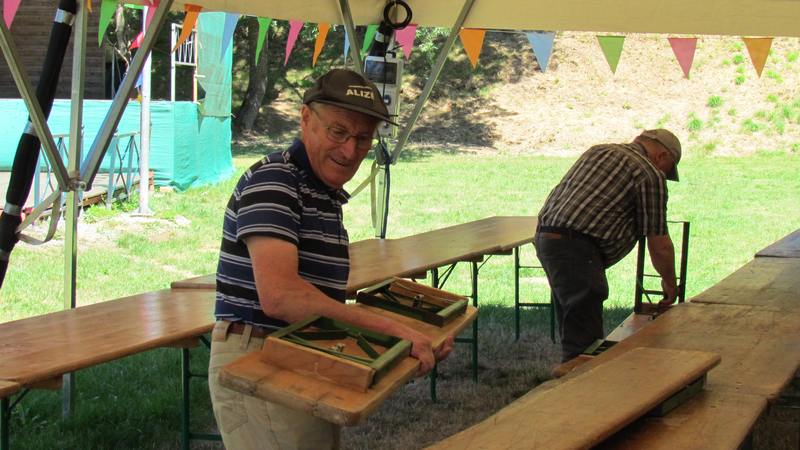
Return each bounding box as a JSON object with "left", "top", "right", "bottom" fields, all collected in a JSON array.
[{"left": 311, "top": 107, "right": 376, "bottom": 151}]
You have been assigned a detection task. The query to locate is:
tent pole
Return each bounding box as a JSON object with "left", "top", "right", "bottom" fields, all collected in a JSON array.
[
  {"left": 63, "top": 0, "right": 88, "bottom": 418},
  {"left": 390, "top": 0, "right": 477, "bottom": 163},
  {"left": 339, "top": 0, "right": 363, "bottom": 74},
  {"left": 133, "top": 6, "right": 153, "bottom": 216},
  {"left": 80, "top": 0, "right": 173, "bottom": 189},
  {"left": 0, "top": 19, "right": 70, "bottom": 189}
]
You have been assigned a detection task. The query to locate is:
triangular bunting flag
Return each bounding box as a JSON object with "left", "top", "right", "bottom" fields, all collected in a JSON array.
[
  {"left": 4, "top": 0, "right": 21, "bottom": 27},
  {"left": 597, "top": 35, "right": 625, "bottom": 74},
  {"left": 526, "top": 32, "right": 555, "bottom": 73},
  {"left": 344, "top": 36, "right": 350, "bottom": 63},
  {"left": 313, "top": 23, "right": 331, "bottom": 67},
  {"left": 285, "top": 20, "right": 303, "bottom": 66},
  {"left": 743, "top": 37, "right": 773, "bottom": 77},
  {"left": 171, "top": 4, "right": 202, "bottom": 53},
  {"left": 667, "top": 37, "right": 697, "bottom": 78},
  {"left": 130, "top": 31, "right": 144, "bottom": 49},
  {"left": 99, "top": 0, "right": 117, "bottom": 45},
  {"left": 255, "top": 17, "right": 272, "bottom": 65},
  {"left": 395, "top": 24, "right": 417, "bottom": 59},
  {"left": 459, "top": 29, "right": 486, "bottom": 69},
  {"left": 361, "top": 24, "right": 379, "bottom": 59},
  {"left": 220, "top": 13, "right": 239, "bottom": 63},
  {"left": 145, "top": 0, "right": 160, "bottom": 29},
  {"left": 88, "top": 0, "right": 92, "bottom": 12}
]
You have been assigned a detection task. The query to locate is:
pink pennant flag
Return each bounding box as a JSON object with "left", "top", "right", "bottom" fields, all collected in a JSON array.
[
  {"left": 313, "top": 23, "right": 331, "bottom": 67},
  {"left": 285, "top": 20, "right": 303, "bottom": 66},
  {"left": 395, "top": 24, "right": 417, "bottom": 59},
  {"left": 667, "top": 37, "right": 697, "bottom": 78},
  {"left": 130, "top": 31, "right": 144, "bottom": 49},
  {"left": 4, "top": 0, "right": 21, "bottom": 27},
  {"left": 459, "top": 29, "right": 486, "bottom": 69},
  {"left": 145, "top": 0, "right": 160, "bottom": 29}
]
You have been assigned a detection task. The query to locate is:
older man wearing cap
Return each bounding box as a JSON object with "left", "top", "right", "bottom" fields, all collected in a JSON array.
[
  {"left": 534, "top": 129, "right": 682, "bottom": 363},
  {"left": 208, "top": 69, "right": 454, "bottom": 450}
]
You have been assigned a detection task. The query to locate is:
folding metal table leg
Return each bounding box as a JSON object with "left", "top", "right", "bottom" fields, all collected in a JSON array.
[
  {"left": 1, "top": 397, "right": 8, "bottom": 450},
  {"left": 181, "top": 338, "right": 220, "bottom": 450}
]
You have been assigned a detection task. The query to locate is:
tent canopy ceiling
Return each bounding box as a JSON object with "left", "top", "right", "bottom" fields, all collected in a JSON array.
[{"left": 123, "top": 0, "right": 800, "bottom": 37}]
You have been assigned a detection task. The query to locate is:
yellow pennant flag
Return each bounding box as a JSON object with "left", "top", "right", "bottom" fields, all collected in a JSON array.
[
  {"left": 743, "top": 37, "right": 773, "bottom": 78},
  {"left": 313, "top": 23, "right": 331, "bottom": 67},
  {"left": 459, "top": 29, "right": 486, "bottom": 69},
  {"left": 172, "top": 4, "right": 203, "bottom": 53}
]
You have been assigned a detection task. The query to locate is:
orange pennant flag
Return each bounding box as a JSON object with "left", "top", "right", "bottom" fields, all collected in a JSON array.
[
  {"left": 313, "top": 23, "right": 331, "bottom": 67},
  {"left": 87, "top": 0, "right": 92, "bottom": 12},
  {"left": 742, "top": 37, "right": 773, "bottom": 77},
  {"left": 459, "top": 29, "right": 486, "bottom": 68},
  {"left": 172, "top": 4, "right": 202, "bottom": 53}
]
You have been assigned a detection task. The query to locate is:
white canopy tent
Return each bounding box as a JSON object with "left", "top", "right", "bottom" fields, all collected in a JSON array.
[{"left": 1, "top": 0, "right": 798, "bottom": 411}]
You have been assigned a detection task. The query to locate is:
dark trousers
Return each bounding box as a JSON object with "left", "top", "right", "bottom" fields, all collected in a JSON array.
[{"left": 534, "top": 231, "right": 609, "bottom": 363}]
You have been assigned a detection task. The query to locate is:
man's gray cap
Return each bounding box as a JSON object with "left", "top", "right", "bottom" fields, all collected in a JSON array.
[
  {"left": 640, "top": 129, "right": 681, "bottom": 182},
  {"left": 303, "top": 69, "right": 398, "bottom": 126}
]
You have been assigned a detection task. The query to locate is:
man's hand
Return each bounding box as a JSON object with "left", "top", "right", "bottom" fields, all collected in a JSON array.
[
  {"left": 659, "top": 279, "right": 679, "bottom": 306},
  {"left": 410, "top": 333, "right": 455, "bottom": 377}
]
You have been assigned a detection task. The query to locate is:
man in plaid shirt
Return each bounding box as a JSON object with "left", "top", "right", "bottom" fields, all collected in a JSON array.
[{"left": 535, "top": 129, "right": 682, "bottom": 363}]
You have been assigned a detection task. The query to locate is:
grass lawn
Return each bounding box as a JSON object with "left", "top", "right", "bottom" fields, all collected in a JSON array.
[{"left": 1, "top": 147, "right": 798, "bottom": 449}]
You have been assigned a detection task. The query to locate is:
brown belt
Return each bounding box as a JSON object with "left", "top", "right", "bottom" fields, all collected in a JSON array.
[{"left": 228, "top": 322, "right": 274, "bottom": 339}]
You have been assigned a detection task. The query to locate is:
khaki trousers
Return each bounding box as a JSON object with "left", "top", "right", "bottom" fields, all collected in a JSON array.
[{"left": 208, "top": 321, "right": 340, "bottom": 450}]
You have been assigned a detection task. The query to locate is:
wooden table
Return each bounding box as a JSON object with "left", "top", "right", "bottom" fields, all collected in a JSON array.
[
  {"left": 218, "top": 303, "right": 478, "bottom": 426},
  {"left": 0, "top": 288, "right": 218, "bottom": 450},
  {"left": 563, "top": 302, "right": 800, "bottom": 403},
  {"left": 690, "top": 257, "right": 800, "bottom": 309},
  {"left": 755, "top": 228, "right": 800, "bottom": 258},
  {"left": 171, "top": 216, "right": 540, "bottom": 297},
  {"left": 347, "top": 216, "right": 539, "bottom": 296}
]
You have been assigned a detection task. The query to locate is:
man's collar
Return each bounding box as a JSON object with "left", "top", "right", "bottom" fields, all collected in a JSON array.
[{"left": 288, "top": 138, "right": 350, "bottom": 203}]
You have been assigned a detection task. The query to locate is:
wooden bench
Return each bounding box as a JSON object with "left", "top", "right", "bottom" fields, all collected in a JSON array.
[
  {"left": 0, "top": 288, "right": 217, "bottom": 450},
  {"left": 425, "top": 347, "right": 720, "bottom": 450}
]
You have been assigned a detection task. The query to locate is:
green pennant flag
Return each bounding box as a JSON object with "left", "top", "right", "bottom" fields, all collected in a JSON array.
[
  {"left": 256, "top": 17, "right": 273, "bottom": 65},
  {"left": 361, "top": 24, "right": 379, "bottom": 59},
  {"left": 597, "top": 35, "right": 626, "bottom": 74},
  {"left": 99, "top": 0, "right": 117, "bottom": 45}
]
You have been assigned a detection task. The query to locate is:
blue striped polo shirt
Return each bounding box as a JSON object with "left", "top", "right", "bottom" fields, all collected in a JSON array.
[{"left": 214, "top": 138, "right": 350, "bottom": 328}]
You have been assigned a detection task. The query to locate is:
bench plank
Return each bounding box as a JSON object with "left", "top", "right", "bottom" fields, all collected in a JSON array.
[
  {"left": 755, "top": 228, "right": 800, "bottom": 258},
  {"left": 218, "top": 304, "right": 478, "bottom": 426},
  {"left": 424, "top": 347, "right": 719, "bottom": 450},
  {"left": 690, "top": 257, "right": 800, "bottom": 309},
  {"left": 563, "top": 302, "right": 800, "bottom": 402},
  {"left": 595, "top": 390, "right": 766, "bottom": 450},
  {"left": 0, "top": 289, "right": 216, "bottom": 387}
]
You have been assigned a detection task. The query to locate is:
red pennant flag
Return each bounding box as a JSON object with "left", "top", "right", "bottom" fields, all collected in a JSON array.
[
  {"left": 743, "top": 37, "right": 773, "bottom": 77},
  {"left": 668, "top": 38, "right": 697, "bottom": 78},
  {"left": 130, "top": 31, "right": 144, "bottom": 49},
  {"left": 459, "top": 29, "right": 486, "bottom": 69}
]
